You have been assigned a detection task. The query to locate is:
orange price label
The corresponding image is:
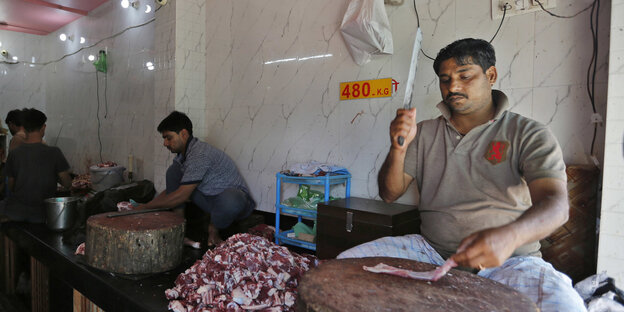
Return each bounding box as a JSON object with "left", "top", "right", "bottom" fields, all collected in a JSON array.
[{"left": 340, "top": 78, "right": 392, "bottom": 100}]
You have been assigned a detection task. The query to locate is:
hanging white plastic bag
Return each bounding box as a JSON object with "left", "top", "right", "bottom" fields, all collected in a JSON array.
[{"left": 340, "top": 0, "right": 394, "bottom": 66}]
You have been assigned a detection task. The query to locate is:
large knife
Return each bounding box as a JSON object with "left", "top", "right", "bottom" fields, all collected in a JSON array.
[
  {"left": 397, "top": 28, "right": 423, "bottom": 146},
  {"left": 106, "top": 207, "right": 174, "bottom": 218}
]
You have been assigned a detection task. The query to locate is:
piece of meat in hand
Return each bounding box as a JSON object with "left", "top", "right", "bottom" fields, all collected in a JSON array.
[{"left": 363, "top": 258, "right": 457, "bottom": 282}]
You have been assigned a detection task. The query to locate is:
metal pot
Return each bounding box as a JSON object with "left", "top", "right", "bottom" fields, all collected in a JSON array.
[{"left": 44, "top": 197, "right": 78, "bottom": 231}]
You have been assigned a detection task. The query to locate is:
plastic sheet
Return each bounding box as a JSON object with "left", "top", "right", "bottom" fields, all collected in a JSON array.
[{"left": 340, "top": 0, "right": 393, "bottom": 65}]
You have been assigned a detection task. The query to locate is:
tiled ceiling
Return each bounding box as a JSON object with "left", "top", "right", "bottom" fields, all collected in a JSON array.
[{"left": 0, "top": 0, "right": 110, "bottom": 36}]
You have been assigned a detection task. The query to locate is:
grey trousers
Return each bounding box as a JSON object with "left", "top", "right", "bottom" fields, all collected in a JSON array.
[{"left": 166, "top": 162, "right": 255, "bottom": 229}]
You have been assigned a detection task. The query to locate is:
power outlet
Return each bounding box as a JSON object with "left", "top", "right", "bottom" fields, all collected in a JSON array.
[{"left": 491, "top": 0, "right": 556, "bottom": 20}]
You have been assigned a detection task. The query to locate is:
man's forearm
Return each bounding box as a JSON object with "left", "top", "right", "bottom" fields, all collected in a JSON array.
[
  {"left": 378, "top": 147, "right": 410, "bottom": 202},
  {"left": 143, "top": 190, "right": 184, "bottom": 209},
  {"left": 142, "top": 184, "right": 198, "bottom": 210},
  {"left": 59, "top": 171, "right": 72, "bottom": 190},
  {"left": 505, "top": 194, "right": 569, "bottom": 249}
]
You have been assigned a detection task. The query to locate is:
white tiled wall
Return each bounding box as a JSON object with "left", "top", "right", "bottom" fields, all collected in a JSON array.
[
  {"left": 153, "top": 0, "right": 177, "bottom": 191},
  {"left": 0, "top": 31, "right": 45, "bottom": 118},
  {"left": 174, "top": 0, "right": 207, "bottom": 138},
  {"left": 0, "top": 1, "right": 155, "bottom": 181},
  {"left": 152, "top": 0, "right": 207, "bottom": 192},
  {"left": 598, "top": 0, "right": 624, "bottom": 289}
]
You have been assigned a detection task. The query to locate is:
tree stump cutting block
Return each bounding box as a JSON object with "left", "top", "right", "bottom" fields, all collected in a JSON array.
[
  {"left": 297, "top": 257, "right": 538, "bottom": 312},
  {"left": 86, "top": 211, "right": 185, "bottom": 275}
]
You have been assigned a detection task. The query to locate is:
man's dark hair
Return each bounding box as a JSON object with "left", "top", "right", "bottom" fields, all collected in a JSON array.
[
  {"left": 21, "top": 108, "right": 47, "bottom": 133},
  {"left": 433, "top": 38, "right": 496, "bottom": 75},
  {"left": 157, "top": 111, "right": 193, "bottom": 137},
  {"left": 5, "top": 109, "right": 24, "bottom": 127}
]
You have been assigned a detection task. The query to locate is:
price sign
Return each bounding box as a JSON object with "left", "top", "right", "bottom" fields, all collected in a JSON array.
[{"left": 340, "top": 78, "right": 393, "bottom": 100}]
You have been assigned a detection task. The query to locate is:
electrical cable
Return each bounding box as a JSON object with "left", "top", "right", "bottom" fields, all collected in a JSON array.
[
  {"left": 104, "top": 71, "right": 109, "bottom": 118},
  {"left": 413, "top": 0, "right": 507, "bottom": 61},
  {"left": 413, "top": 0, "right": 434, "bottom": 61},
  {"left": 95, "top": 71, "right": 104, "bottom": 163},
  {"left": 590, "top": 0, "right": 599, "bottom": 113},
  {"left": 489, "top": 4, "right": 508, "bottom": 44},
  {"left": 535, "top": 0, "right": 594, "bottom": 19},
  {"left": 589, "top": 0, "right": 600, "bottom": 155},
  {"left": 536, "top": 0, "right": 600, "bottom": 157},
  {"left": 0, "top": 18, "right": 155, "bottom": 66}
]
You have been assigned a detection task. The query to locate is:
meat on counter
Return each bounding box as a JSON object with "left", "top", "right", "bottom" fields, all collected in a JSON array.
[
  {"left": 71, "top": 174, "right": 92, "bottom": 190},
  {"left": 166, "top": 233, "right": 318, "bottom": 312}
]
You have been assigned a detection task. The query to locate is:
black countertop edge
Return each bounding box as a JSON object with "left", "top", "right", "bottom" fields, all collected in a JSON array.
[{"left": 1, "top": 222, "right": 206, "bottom": 312}]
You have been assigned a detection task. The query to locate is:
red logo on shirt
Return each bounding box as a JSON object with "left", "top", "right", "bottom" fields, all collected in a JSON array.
[{"left": 485, "top": 141, "right": 510, "bottom": 165}]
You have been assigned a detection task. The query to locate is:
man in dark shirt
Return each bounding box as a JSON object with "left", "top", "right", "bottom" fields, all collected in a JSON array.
[
  {"left": 0, "top": 108, "right": 72, "bottom": 223},
  {"left": 5, "top": 109, "right": 27, "bottom": 151},
  {"left": 1, "top": 109, "right": 27, "bottom": 199}
]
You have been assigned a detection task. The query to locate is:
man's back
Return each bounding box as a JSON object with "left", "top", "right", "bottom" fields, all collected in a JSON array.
[
  {"left": 176, "top": 138, "right": 250, "bottom": 197},
  {"left": 5, "top": 143, "right": 70, "bottom": 222}
]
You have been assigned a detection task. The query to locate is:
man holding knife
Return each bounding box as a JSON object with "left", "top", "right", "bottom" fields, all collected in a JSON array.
[{"left": 338, "top": 38, "right": 586, "bottom": 311}]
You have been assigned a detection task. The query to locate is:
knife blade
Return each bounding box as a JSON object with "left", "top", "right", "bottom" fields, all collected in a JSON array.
[
  {"left": 106, "top": 207, "right": 174, "bottom": 218},
  {"left": 398, "top": 27, "right": 423, "bottom": 146}
]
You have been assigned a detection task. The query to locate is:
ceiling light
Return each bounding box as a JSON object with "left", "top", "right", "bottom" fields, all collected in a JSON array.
[
  {"left": 59, "top": 33, "right": 73, "bottom": 42},
  {"left": 146, "top": 61, "right": 154, "bottom": 70},
  {"left": 145, "top": 4, "right": 152, "bottom": 13},
  {"left": 0, "top": 41, "right": 2, "bottom": 47},
  {"left": 80, "top": 37, "right": 86, "bottom": 44},
  {"left": 88, "top": 55, "right": 96, "bottom": 62},
  {"left": 121, "top": 0, "right": 130, "bottom": 8},
  {"left": 12, "top": 56, "right": 18, "bottom": 61}
]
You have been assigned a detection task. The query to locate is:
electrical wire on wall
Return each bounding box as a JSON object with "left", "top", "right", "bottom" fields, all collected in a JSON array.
[
  {"left": 413, "top": 0, "right": 508, "bottom": 61},
  {"left": 536, "top": 0, "right": 601, "bottom": 157},
  {"left": 534, "top": 0, "right": 595, "bottom": 18},
  {"left": 93, "top": 66, "right": 111, "bottom": 164},
  {"left": 0, "top": 18, "right": 155, "bottom": 66},
  {"left": 105, "top": 71, "right": 109, "bottom": 118},
  {"left": 95, "top": 71, "right": 104, "bottom": 164}
]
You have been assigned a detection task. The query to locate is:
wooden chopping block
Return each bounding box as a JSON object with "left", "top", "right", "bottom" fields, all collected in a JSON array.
[
  {"left": 85, "top": 211, "right": 185, "bottom": 274},
  {"left": 296, "top": 257, "right": 537, "bottom": 312}
]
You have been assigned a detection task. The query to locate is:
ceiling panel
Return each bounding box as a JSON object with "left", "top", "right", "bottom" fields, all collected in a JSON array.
[{"left": 0, "top": 0, "right": 109, "bottom": 36}]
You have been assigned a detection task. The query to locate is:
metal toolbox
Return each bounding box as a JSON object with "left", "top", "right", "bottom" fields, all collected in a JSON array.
[{"left": 316, "top": 197, "right": 420, "bottom": 259}]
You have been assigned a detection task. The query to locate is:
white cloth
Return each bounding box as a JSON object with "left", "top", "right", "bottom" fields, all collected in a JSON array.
[{"left": 338, "top": 234, "right": 587, "bottom": 312}]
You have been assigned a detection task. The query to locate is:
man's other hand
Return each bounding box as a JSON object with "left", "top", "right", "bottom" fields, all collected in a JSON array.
[
  {"left": 450, "top": 225, "right": 518, "bottom": 270},
  {"left": 390, "top": 108, "right": 417, "bottom": 149}
]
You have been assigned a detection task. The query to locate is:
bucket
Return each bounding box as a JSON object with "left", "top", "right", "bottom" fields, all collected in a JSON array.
[
  {"left": 90, "top": 165, "right": 125, "bottom": 192},
  {"left": 44, "top": 197, "right": 78, "bottom": 231}
]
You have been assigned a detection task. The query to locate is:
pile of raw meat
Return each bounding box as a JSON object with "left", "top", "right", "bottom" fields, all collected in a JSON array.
[
  {"left": 166, "top": 233, "right": 318, "bottom": 312},
  {"left": 97, "top": 161, "right": 118, "bottom": 168},
  {"left": 71, "top": 173, "right": 92, "bottom": 190}
]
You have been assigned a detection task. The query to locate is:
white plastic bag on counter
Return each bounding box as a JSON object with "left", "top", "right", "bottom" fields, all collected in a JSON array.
[{"left": 340, "top": 0, "right": 393, "bottom": 66}]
